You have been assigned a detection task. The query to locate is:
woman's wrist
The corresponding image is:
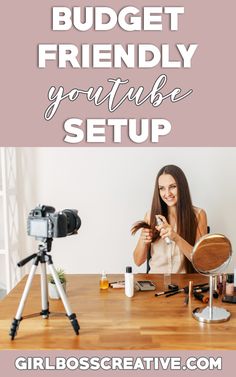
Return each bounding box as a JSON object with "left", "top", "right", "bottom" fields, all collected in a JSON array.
[
  {"left": 140, "top": 237, "right": 151, "bottom": 248},
  {"left": 172, "top": 232, "right": 180, "bottom": 243}
]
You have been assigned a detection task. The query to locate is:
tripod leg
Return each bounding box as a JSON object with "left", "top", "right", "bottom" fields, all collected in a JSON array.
[
  {"left": 9, "top": 263, "right": 38, "bottom": 340},
  {"left": 48, "top": 263, "right": 80, "bottom": 335},
  {"left": 40, "top": 262, "right": 50, "bottom": 318}
]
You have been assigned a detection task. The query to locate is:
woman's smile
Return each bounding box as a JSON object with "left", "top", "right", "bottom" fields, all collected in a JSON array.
[{"left": 158, "top": 174, "right": 178, "bottom": 207}]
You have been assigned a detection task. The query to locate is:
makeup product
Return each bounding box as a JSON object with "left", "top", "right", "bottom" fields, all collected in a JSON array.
[
  {"left": 156, "top": 283, "right": 209, "bottom": 298},
  {"left": 156, "top": 287, "right": 185, "bottom": 297},
  {"left": 225, "top": 273, "right": 234, "bottom": 296},
  {"left": 234, "top": 267, "right": 236, "bottom": 294},
  {"left": 194, "top": 286, "right": 209, "bottom": 293},
  {"left": 155, "top": 216, "right": 171, "bottom": 245},
  {"left": 155, "top": 288, "right": 178, "bottom": 297},
  {"left": 109, "top": 281, "right": 125, "bottom": 288},
  {"left": 188, "top": 280, "right": 193, "bottom": 300},
  {"left": 213, "top": 275, "right": 218, "bottom": 291},
  {"left": 109, "top": 280, "right": 124, "bottom": 285},
  {"left": 222, "top": 295, "right": 236, "bottom": 304},
  {"left": 136, "top": 280, "right": 156, "bottom": 291},
  {"left": 168, "top": 284, "right": 179, "bottom": 291},
  {"left": 223, "top": 273, "right": 227, "bottom": 295},
  {"left": 155, "top": 291, "right": 166, "bottom": 297},
  {"left": 193, "top": 292, "right": 209, "bottom": 303},
  {"left": 217, "top": 274, "right": 223, "bottom": 295},
  {"left": 125, "top": 266, "right": 134, "bottom": 297},
  {"left": 165, "top": 290, "right": 181, "bottom": 297},
  {"left": 166, "top": 286, "right": 200, "bottom": 297},
  {"left": 100, "top": 271, "right": 109, "bottom": 290}
]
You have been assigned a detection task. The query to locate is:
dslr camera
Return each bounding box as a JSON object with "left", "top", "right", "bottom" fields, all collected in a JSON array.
[{"left": 27, "top": 204, "right": 81, "bottom": 240}]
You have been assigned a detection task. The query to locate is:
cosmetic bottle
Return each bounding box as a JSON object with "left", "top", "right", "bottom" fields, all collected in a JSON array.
[
  {"left": 100, "top": 271, "right": 109, "bottom": 290},
  {"left": 234, "top": 268, "right": 236, "bottom": 294},
  {"left": 125, "top": 266, "right": 134, "bottom": 297},
  {"left": 213, "top": 275, "right": 217, "bottom": 291},
  {"left": 217, "top": 274, "right": 223, "bottom": 295},
  {"left": 155, "top": 216, "right": 171, "bottom": 245},
  {"left": 225, "top": 273, "right": 234, "bottom": 296}
]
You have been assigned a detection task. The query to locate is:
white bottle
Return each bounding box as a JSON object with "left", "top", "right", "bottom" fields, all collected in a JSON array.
[
  {"left": 125, "top": 266, "right": 134, "bottom": 297},
  {"left": 155, "top": 215, "right": 171, "bottom": 245}
]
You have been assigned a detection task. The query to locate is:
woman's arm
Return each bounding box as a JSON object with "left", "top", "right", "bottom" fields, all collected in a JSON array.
[
  {"left": 195, "top": 209, "right": 208, "bottom": 240},
  {"left": 157, "top": 209, "right": 208, "bottom": 261},
  {"left": 133, "top": 213, "right": 153, "bottom": 266}
]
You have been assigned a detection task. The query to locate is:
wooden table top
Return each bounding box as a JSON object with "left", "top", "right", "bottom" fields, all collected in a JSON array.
[{"left": 0, "top": 273, "right": 236, "bottom": 350}]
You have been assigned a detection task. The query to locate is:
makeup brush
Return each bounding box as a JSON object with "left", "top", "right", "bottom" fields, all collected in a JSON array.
[{"left": 165, "top": 285, "right": 209, "bottom": 297}]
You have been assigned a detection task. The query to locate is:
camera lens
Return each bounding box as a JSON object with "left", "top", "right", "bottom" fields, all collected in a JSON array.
[{"left": 62, "top": 209, "right": 81, "bottom": 235}]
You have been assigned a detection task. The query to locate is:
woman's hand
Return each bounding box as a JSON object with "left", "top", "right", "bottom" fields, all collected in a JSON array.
[
  {"left": 140, "top": 228, "right": 153, "bottom": 244},
  {"left": 155, "top": 215, "right": 178, "bottom": 242}
]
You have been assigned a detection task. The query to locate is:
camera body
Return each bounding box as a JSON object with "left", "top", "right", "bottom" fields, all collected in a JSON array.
[{"left": 27, "top": 205, "right": 81, "bottom": 240}]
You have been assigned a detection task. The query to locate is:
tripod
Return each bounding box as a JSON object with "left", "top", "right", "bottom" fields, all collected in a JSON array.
[{"left": 9, "top": 238, "right": 80, "bottom": 340}]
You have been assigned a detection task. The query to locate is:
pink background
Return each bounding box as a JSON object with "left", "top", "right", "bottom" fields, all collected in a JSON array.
[
  {"left": 1, "top": 0, "right": 235, "bottom": 146},
  {"left": 1, "top": 1, "right": 236, "bottom": 373}
]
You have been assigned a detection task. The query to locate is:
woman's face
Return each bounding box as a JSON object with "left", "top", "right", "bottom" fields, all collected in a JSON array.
[{"left": 158, "top": 174, "right": 178, "bottom": 207}]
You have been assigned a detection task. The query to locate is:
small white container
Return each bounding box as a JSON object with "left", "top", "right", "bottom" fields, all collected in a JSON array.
[
  {"left": 125, "top": 266, "right": 134, "bottom": 297},
  {"left": 48, "top": 282, "right": 66, "bottom": 300}
]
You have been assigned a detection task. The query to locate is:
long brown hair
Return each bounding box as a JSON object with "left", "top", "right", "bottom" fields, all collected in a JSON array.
[{"left": 131, "top": 165, "right": 198, "bottom": 272}]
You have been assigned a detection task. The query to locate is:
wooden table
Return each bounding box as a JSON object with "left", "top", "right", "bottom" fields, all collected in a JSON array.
[{"left": 0, "top": 274, "right": 236, "bottom": 350}]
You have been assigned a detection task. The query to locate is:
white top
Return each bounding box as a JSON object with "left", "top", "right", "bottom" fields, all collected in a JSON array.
[
  {"left": 149, "top": 236, "right": 186, "bottom": 273},
  {"left": 149, "top": 207, "right": 202, "bottom": 274}
]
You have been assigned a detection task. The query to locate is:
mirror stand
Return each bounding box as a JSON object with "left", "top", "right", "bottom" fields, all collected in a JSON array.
[
  {"left": 192, "top": 275, "right": 231, "bottom": 323},
  {"left": 191, "top": 233, "right": 232, "bottom": 324}
]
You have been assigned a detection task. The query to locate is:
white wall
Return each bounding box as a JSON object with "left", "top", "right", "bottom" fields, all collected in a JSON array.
[{"left": 18, "top": 147, "right": 236, "bottom": 275}]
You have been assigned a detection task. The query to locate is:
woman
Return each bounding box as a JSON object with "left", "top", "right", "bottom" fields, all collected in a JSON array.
[{"left": 132, "top": 165, "right": 207, "bottom": 273}]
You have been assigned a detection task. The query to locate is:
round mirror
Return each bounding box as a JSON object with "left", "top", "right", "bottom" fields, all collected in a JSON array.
[
  {"left": 191, "top": 233, "right": 232, "bottom": 323},
  {"left": 192, "top": 234, "right": 232, "bottom": 275}
]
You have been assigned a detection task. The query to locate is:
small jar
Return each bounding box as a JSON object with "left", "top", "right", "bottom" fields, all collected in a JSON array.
[
  {"left": 225, "top": 273, "right": 234, "bottom": 296},
  {"left": 100, "top": 271, "right": 109, "bottom": 290}
]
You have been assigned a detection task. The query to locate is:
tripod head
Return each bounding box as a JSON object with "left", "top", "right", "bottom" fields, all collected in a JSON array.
[{"left": 17, "top": 238, "right": 53, "bottom": 268}]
